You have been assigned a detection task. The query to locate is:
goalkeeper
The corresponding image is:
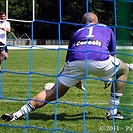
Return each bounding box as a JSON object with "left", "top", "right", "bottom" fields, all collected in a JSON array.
[{"left": 1, "top": 12, "right": 131, "bottom": 121}]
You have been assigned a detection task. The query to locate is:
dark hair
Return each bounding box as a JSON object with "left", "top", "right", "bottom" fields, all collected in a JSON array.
[{"left": 0, "top": 11, "right": 6, "bottom": 16}]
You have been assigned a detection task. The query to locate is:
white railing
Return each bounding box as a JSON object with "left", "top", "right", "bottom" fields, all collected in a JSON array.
[{"left": 7, "top": 39, "right": 133, "bottom": 46}]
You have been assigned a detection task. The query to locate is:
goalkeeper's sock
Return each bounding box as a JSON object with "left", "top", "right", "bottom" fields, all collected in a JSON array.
[
  {"left": 108, "top": 93, "right": 123, "bottom": 115},
  {"left": 13, "top": 102, "right": 35, "bottom": 118}
]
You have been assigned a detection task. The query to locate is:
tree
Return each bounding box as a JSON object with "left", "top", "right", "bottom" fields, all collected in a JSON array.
[{"left": 3, "top": 0, "right": 131, "bottom": 40}]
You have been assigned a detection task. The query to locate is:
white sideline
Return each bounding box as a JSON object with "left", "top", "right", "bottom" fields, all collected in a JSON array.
[
  {"left": 7, "top": 45, "right": 68, "bottom": 49},
  {"left": 0, "top": 100, "right": 133, "bottom": 106},
  {"left": 7, "top": 45, "right": 133, "bottom": 50}
]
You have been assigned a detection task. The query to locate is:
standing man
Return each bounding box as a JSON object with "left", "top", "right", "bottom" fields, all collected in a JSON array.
[
  {"left": 0, "top": 11, "right": 11, "bottom": 71},
  {"left": 1, "top": 12, "right": 131, "bottom": 121}
]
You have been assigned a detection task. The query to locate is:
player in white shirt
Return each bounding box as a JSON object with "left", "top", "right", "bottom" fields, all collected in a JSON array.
[{"left": 0, "top": 11, "right": 11, "bottom": 71}]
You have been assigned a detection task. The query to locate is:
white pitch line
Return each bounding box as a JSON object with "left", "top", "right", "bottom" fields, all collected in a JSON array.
[{"left": 0, "top": 99, "right": 133, "bottom": 106}]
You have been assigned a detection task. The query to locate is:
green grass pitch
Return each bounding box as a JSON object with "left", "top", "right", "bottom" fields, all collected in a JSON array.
[{"left": 0, "top": 48, "right": 133, "bottom": 133}]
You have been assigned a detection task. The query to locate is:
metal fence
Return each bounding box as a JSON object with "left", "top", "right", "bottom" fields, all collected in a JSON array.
[
  {"left": 7, "top": 39, "right": 133, "bottom": 46},
  {"left": 7, "top": 39, "right": 70, "bottom": 46}
]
